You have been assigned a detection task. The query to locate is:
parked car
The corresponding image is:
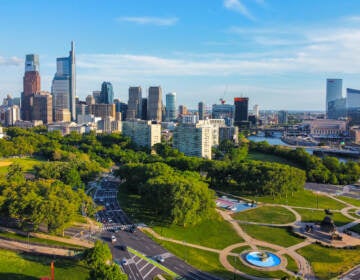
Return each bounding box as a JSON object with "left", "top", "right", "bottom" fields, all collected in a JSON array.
[
  {"left": 111, "top": 235, "right": 116, "bottom": 243},
  {"left": 155, "top": 255, "right": 165, "bottom": 263}
]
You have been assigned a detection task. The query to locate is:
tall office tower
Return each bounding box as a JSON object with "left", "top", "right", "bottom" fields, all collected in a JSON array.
[
  {"left": 114, "top": 99, "right": 128, "bottom": 120},
  {"left": 21, "top": 54, "right": 41, "bottom": 120},
  {"left": 326, "top": 79, "right": 342, "bottom": 116},
  {"left": 100, "top": 82, "right": 114, "bottom": 104},
  {"left": 234, "top": 97, "right": 249, "bottom": 126},
  {"left": 277, "top": 110, "right": 288, "bottom": 124},
  {"left": 127, "top": 86, "right": 142, "bottom": 120},
  {"left": 92, "top": 91, "right": 101, "bottom": 103},
  {"left": 51, "top": 42, "right": 76, "bottom": 121},
  {"left": 32, "top": 91, "right": 53, "bottom": 124},
  {"left": 253, "top": 104, "right": 259, "bottom": 118},
  {"left": 166, "top": 92, "right": 176, "bottom": 121},
  {"left": 198, "top": 101, "right": 205, "bottom": 120},
  {"left": 86, "top": 95, "right": 95, "bottom": 106},
  {"left": 141, "top": 98, "right": 147, "bottom": 120},
  {"left": 179, "top": 105, "right": 188, "bottom": 115},
  {"left": 147, "top": 86, "right": 162, "bottom": 122},
  {"left": 346, "top": 88, "right": 360, "bottom": 125}
]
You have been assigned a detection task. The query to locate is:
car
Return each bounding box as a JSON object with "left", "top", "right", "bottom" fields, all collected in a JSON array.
[
  {"left": 155, "top": 255, "right": 165, "bottom": 263},
  {"left": 121, "top": 258, "right": 128, "bottom": 265},
  {"left": 108, "top": 218, "right": 113, "bottom": 223},
  {"left": 111, "top": 235, "right": 116, "bottom": 243}
]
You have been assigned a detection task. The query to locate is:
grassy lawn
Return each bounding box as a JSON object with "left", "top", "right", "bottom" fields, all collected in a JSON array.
[
  {"left": 0, "top": 157, "right": 44, "bottom": 175},
  {"left": 337, "top": 196, "right": 360, "bottom": 207},
  {"left": 0, "top": 249, "right": 90, "bottom": 280},
  {"left": 0, "top": 231, "right": 85, "bottom": 250},
  {"left": 295, "top": 208, "right": 353, "bottom": 226},
  {"left": 153, "top": 213, "right": 244, "bottom": 250},
  {"left": 347, "top": 209, "right": 360, "bottom": 219},
  {"left": 246, "top": 189, "right": 346, "bottom": 210},
  {"left": 231, "top": 246, "right": 251, "bottom": 254},
  {"left": 154, "top": 239, "right": 240, "bottom": 280},
  {"left": 232, "top": 205, "right": 296, "bottom": 224},
  {"left": 227, "top": 256, "right": 290, "bottom": 279},
  {"left": 348, "top": 224, "right": 360, "bottom": 234},
  {"left": 297, "top": 244, "right": 360, "bottom": 280},
  {"left": 246, "top": 151, "right": 300, "bottom": 167},
  {"left": 240, "top": 224, "right": 304, "bottom": 247},
  {"left": 284, "top": 254, "right": 298, "bottom": 273}
]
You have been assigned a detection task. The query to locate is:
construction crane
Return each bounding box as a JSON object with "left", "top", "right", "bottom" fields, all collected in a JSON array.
[{"left": 219, "top": 85, "right": 228, "bottom": 104}]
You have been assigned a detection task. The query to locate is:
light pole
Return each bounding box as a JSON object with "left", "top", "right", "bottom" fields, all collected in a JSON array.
[{"left": 316, "top": 191, "right": 319, "bottom": 209}]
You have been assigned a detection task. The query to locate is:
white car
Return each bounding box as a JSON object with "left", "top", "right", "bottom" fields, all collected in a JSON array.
[
  {"left": 121, "top": 258, "right": 128, "bottom": 265},
  {"left": 111, "top": 235, "right": 116, "bottom": 243},
  {"left": 155, "top": 255, "right": 165, "bottom": 263}
]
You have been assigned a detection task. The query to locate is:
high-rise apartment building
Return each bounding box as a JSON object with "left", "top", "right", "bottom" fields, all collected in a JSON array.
[
  {"left": 179, "top": 105, "right": 188, "bottom": 115},
  {"left": 122, "top": 120, "right": 161, "bottom": 148},
  {"left": 165, "top": 92, "right": 176, "bottom": 121},
  {"left": 326, "top": 79, "right": 342, "bottom": 116},
  {"left": 100, "top": 82, "right": 114, "bottom": 104},
  {"left": 21, "top": 54, "right": 41, "bottom": 120},
  {"left": 147, "top": 86, "right": 162, "bottom": 122},
  {"left": 234, "top": 97, "right": 249, "bottom": 126},
  {"left": 32, "top": 91, "right": 53, "bottom": 124},
  {"left": 173, "top": 120, "right": 213, "bottom": 159},
  {"left": 198, "top": 101, "right": 205, "bottom": 120},
  {"left": 51, "top": 42, "right": 76, "bottom": 121},
  {"left": 127, "top": 86, "right": 142, "bottom": 120}
]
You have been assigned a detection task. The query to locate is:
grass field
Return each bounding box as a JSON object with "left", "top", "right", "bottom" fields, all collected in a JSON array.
[
  {"left": 337, "top": 196, "right": 360, "bottom": 207},
  {"left": 284, "top": 254, "right": 298, "bottom": 273},
  {"left": 295, "top": 208, "right": 353, "bottom": 226},
  {"left": 246, "top": 151, "right": 300, "bottom": 167},
  {"left": 297, "top": 244, "right": 360, "bottom": 279},
  {"left": 0, "top": 157, "right": 44, "bottom": 175},
  {"left": 153, "top": 213, "right": 244, "bottom": 250},
  {"left": 246, "top": 189, "right": 346, "bottom": 210},
  {"left": 154, "top": 239, "right": 238, "bottom": 279},
  {"left": 0, "top": 231, "right": 85, "bottom": 250},
  {"left": 232, "top": 205, "right": 296, "bottom": 224},
  {"left": 0, "top": 249, "right": 90, "bottom": 280},
  {"left": 227, "top": 255, "right": 290, "bottom": 279},
  {"left": 240, "top": 224, "right": 304, "bottom": 247}
]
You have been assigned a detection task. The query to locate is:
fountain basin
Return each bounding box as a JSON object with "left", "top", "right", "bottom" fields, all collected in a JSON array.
[{"left": 245, "top": 251, "right": 281, "bottom": 267}]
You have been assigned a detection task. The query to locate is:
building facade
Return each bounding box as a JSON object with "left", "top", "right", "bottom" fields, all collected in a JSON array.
[
  {"left": 21, "top": 54, "right": 41, "bottom": 121},
  {"left": 122, "top": 120, "right": 161, "bottom": 148},
  {"left": 326, "top": 79, "right": 343, "bottom": 117},
  {"left": 100, "top": 82, "right": 114, "bottom": 104},
  {"left": 127, "top": 86, "right": 142, "bottom": 120},
  {"left": 147, "top": 86, "right": 162, "bottom": 122},
  {"left": 173, "top": 120, "right": 213, "bottom": 159},
  {"left": 32, "top": 91, "right": 53, "bottom": 124},
  {"left": 234, "top": 97, "right": 249, "bottom": 126},
  {"left": 165, "top": 92, "right": 176, "bottom": 121},
  {"left": 198, "top": 101, "right": 205, "bottom": 120}
]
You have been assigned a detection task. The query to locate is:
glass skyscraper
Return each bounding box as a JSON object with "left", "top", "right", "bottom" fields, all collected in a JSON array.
[
  {"left": 165, "top": 92, "right": 176, "bottom": 121},
  {"left": 326, "top": 79, "right": 342, "bottom": 116},
  {"left": 100, "top": 82, "right": 114, "bottom": 104},
  {"left": 51, "top": 42, "right": 76, "bottom": 121}
]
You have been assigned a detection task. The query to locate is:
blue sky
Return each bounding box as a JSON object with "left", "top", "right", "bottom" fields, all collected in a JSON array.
[{"left": 1, "top": 0, "right": 360, "bottom": 110}]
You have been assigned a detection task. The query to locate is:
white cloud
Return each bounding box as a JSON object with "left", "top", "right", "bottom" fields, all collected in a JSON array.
[
  {"left": 116, "top": 16, "right": 178, "bottom": 26},
  {"left": 0, "top": 56, "right": 23, "bottom": 66},
  {"left": 223, "top": 0, "right": 255, "bottom": 20}
]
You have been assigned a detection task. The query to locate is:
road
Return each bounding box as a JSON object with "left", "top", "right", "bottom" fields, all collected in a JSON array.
[
  {"left": 94, "top": 174, "right": 223, "bottom": 280},
  {"left": 305, "top": 182, "right": 360, "bottom": 199},
  {"left": 340, "top": 265, "right": 360, "bottom": 280}
]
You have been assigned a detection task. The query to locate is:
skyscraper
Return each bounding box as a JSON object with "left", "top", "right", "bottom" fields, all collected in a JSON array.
[
  {"left": 51, "top": 42, "right": 76, "bottom": 121},
  {"left": 127, "top": 86, "right": 142, "bottom": 120},
  {"left": 141, "top": 98, "right": 147, "bottom": 120},
  {"left": 326, "top": 79, "right": 342, "bottom": 116},
  {"left": 198, "top": 101, "right": 205, "bottom": 120},
  {"left": 166, "top": 92, "right": 176, "bottom": 121},
  {"left": 234, "top": 97, "right": 249, "bottom": 126},
  {"left": 21, "top": 54, "right": 41, "bottom": 120},
  {"left": 100, "top": 82, "right": 114, "bottom": 104},
  {"left": 147, "top": 86, "right": 162, "bottom": 122},
  {"left": 32, "top": 91, "right": 53, "bottom": 124}
]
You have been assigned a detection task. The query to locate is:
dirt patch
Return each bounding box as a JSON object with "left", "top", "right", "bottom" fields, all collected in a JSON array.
[{"left": 0, "top": 161, "right": 12, "bottom": 167}]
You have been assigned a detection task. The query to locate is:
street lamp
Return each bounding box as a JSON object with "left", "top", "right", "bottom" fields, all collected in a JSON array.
[{"left": 316, "top": 191, "right": 319, "bottom": 209}]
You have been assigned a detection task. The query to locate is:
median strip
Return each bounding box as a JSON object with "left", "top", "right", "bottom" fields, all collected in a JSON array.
[{"left": 127, "top": 247, "right": 179, "bottom": 277}]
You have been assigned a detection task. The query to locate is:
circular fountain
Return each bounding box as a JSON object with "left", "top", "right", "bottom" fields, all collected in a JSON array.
[{"left": 245, "top": 251, "right": 281, "bottom": 268}]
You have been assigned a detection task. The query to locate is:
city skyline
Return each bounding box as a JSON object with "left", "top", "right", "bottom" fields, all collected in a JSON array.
[{"left": 1, "top": 1, "right": 360, "bottom": 110}]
